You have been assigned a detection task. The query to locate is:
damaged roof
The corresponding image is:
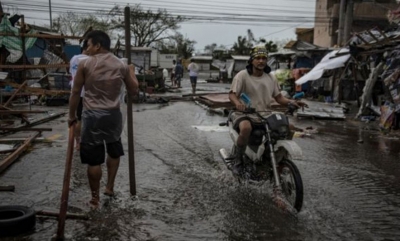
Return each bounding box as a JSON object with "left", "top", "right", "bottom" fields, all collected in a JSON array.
[{"left": 284, "top": 40, "right": 327, "bottom": 51}]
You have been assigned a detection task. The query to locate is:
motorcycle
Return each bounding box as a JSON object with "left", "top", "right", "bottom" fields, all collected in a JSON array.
[{"left": 219, "top": 103, "right": 304, "bottom": 212}]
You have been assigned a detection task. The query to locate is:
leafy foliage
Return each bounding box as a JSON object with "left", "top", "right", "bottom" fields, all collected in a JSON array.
[
  {"left": 52, "top": 12, "right": 111, "bottom": 36},
  {"left": 110, "top": 4, "right": 185, "bottom": 47}
]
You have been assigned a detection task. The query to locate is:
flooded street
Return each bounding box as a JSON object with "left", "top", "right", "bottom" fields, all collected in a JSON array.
[{"left": 1, "top": 79, "right": 400, "bottom": 240}]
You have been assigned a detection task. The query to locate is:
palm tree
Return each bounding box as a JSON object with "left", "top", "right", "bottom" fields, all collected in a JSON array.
[
  {"left": 232, "top": 36, "right": 251, "bottom": 55},
  {"left": 265, "top": 41, "right": 278, "bottom": 53}
]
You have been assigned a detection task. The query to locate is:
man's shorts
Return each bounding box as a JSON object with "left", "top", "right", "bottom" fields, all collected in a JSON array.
[
  {"left": 190, "top": 76, "right": 197, "bottom": 84},
  {"left": 77, "top": 97, "right": 83, "bottom": 121},
  {"left": 230, "top": 111, "right": 272, "bottom": 130},
  {"left": 80, "top": 139, "right": 124, "bottom": 166}
]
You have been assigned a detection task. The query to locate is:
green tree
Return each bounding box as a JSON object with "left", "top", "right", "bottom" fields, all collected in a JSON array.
[
  {"left": 174, "top": 33, "right": 196, "bottom": 58},
  {"left": 264, "top": 40, "right": 278, "bottom": 53},
  {"left": 52, "top": 12, "right": 111, "bottom": 36},
  {"left": 232, "top": 36, "right": 251, "bottom": 55},
  {"left": 204, "top": 43, "right": 217, "bottom": 54},
  {"left": 110, "top": 4, "right": 185, "bottom": 47}
]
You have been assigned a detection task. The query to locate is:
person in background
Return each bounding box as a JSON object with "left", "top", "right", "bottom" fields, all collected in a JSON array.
[
  {"left": 228, "top": 46, "right": 307, "bottom": 175},
  {"left": 69, "top": 40, "right": 89, "bottom": 151},
  {"left": 69, "top": 30, "right": 139, "bottom": 208},
  {"left": 162, "top": 68, "right": 168, "bottom": 89},
  {"left": 175, "top": 59, "right": 184, "bottom": 88},
  {"left": 187, "top": 58, "right": 199, "bottom": 94},
  {"left": 171, "top": 59, "right": 176, "bottom": 86}
]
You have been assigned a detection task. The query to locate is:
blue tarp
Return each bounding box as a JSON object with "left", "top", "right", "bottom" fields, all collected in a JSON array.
[{"left": 64, "top": 45, "right": 81, "bottom": 61}]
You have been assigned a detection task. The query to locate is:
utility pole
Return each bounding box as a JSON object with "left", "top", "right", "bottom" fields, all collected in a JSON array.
[
  {"left": 49, "top": 0, "right": 52, "bottom": 30},
  {"left": 337, "top": 0, "right": 347, "bottom": 46},
  {"left": 343, "top": 0, "right": 354, "bottom": 45}
]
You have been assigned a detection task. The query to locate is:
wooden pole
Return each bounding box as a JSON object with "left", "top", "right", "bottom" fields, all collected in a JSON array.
[
  {"left": 0, "top": 132, "right": 40, "bottom": 173},
  {"left": 21, "top": 15, "right": 26, "bottom": 85},
  {"left": 55, "top": 124, "right": 75, "bottom": 240},
  {"left": 37, "top": 210, "right": 88, "bottom": 220},
  {"left": 337, "top": 0, "right": 346, "bottom": 46},
  {"left": 0, "top": 185, "right": 15, "bottom": 192},
  {"left": 125, "top": 6, "right": 136, "bottom": 196}
]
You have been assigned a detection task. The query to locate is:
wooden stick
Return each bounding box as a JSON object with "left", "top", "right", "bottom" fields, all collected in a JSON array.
[
  {"left": 3, "top": 80, "right": 28, "bottom": 107},
  {"left": 0, "top": 185, "right": 15, "bottom": 192},
  {"left": 36, "top": 210, "right": 88, "bottom": 220},
  {"left": 0, "top": 110, "right": 47, "bottom": 114},
  {"left": 56, "top": 124, "right": 75, "bottom": 240},
  {"left": 0, "top": 148, "right": 16, "bottom": 154},
  {"left": 0, "top": 132, "right": 40, "bottom": 173},
  {"left": 0, "top": 127, "right": 52, "bottom": 132}
]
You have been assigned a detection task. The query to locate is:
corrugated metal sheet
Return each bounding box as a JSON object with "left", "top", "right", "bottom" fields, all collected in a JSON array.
[{"left": 297, "top": 100, "right": 346, "bottom": 119}]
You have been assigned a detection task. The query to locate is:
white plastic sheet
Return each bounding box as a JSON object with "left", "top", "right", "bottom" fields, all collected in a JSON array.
[{"left": 295, "top": 49, "right": 351, "bottom": 85}]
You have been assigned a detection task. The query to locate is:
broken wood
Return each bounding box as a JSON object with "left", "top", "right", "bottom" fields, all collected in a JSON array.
[
  {"left": 0, "top": 132, "right": 40, "bottom": 173},
  {"left": 0, "top": 106, "right": 30, "bottom": 124},
  {"left": 3, "top": 80, "right": 28, "bottom": 107},
  {"left": 0, "top": 185, "right": 15, "bottom": 192},
  {"left": 56, "top": 124, "right": 75, "bottom": 239},
  {"left": 0, "top": 110, "right": 47, "bottom": 114},
  {"left": 0, "top": 112, "right": 66, "bottom": 135},
  {"left": 0, "top": 82, "right": 70, "bottom": 96},
  {"left": 36, "top": 210, "right": 88, "bottom": 220},
  {"left": 0, "top": 127, "right": 52, "bottom": 132},
  {"left": 0, "top": 137, "right": 46, "bottom": 143},
  {"left": 0, "top": 148, "right": 16, "bottom": 154},
  {"left": 182, "top": 92, "right": 229, "bottom": 97}
]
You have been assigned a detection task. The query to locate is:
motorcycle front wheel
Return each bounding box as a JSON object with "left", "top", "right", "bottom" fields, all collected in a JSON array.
[{"left": 277, "top": 159, "right": 303, "bottom": 212}]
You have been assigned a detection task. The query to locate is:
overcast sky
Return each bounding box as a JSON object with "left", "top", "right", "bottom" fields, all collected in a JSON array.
[{"left": 3, "top": 0, "right": 317, "bottom": 51}]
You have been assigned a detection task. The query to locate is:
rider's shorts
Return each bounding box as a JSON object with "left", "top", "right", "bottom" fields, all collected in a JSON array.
[{"left": 231, "top": 111, "right": 272, "bottom": 130}]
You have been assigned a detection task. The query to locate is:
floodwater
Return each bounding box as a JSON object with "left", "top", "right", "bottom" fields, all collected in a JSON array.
[{"left": 1, "top": 79, "right": 400, "bottom": 241}]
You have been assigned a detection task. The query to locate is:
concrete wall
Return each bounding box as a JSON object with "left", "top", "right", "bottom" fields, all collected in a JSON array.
[
  {"left": 159, "top": 54, "right": 177, "bottom": 69},
  {"left": 313, "top": 0, "right": 333, "bottom": 47}
]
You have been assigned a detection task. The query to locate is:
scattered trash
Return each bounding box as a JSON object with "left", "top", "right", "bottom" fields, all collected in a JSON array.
[{"left": 360, "top": 116, "right": 376, "bottom": 122}]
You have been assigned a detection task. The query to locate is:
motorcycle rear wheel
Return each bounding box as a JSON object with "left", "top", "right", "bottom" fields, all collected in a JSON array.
[{"left": 277, "top": 159, "right": 303, "bottom": 212}]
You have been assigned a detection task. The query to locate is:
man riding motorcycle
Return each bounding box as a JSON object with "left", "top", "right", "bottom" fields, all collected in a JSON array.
[{"left": 229, "top": 46, "right": 307, "bottom": 175}]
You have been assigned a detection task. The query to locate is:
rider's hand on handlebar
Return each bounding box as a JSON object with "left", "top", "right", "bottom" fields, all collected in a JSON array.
[
  {"left": 291, "top": 100, "right": 308, "bottom": 111},
  {"left": 235, "top": 103, "right": 247, "bottom": 111}
]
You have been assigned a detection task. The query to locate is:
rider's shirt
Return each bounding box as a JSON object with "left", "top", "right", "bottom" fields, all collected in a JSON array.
[{"left": 230, "top": 69, "right": 280, "bottom": 111}]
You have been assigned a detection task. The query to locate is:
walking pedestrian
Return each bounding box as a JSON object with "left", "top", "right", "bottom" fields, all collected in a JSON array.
[
  {"left": 68, "top": 30, "right": 139, "bottom": 208},
  {"left": 69, "top": 40, "right": 89, "bottom": 151},
  {"left": 175, "top": 59, "right": 184, "bottom": 88},
  {"left": 187, "top": 58, "right": 199, "bottom": 95},
  {"left": 171, "top": 59, "right": 176, "bottom": 86}
]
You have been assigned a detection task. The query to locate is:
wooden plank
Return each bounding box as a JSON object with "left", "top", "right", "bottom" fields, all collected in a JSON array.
[
  {"left": 36, "top": 210, "right": 88, "bottom": 220},
  {"left": 0, "top": 110, "right": 47, "bottom": 114},
  {"left": 0, "top": 82, "right": 70, "bottom": 95},
  {"left": 0, "top": 127, "right": 52, "bottom": 132},
  {"left": 0, "top": 132, "right": 40, "bottom": 173},
  {"left": 0, "top": 148, "right": 17, "bottom": 154},
  {"left": 0, "top": 106, "right": 30, "bottom": 124},
  {"left": 0, "top": 64, "right": 70, "bottom": 69},
  {"left": 0, "top": 185, "right": 15, "bottom": 192},
  {"left": 3, "top": 80, "right": 28, "bottom": 107},
  {"left": 0, "top": 112, "right": 65, "bottom": 135},
  {"left": 0, "top": 137, "right": 46, "bottom": 143}
]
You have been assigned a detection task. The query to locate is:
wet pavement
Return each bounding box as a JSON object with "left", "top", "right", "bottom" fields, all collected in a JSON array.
[{"left": 1, "top": 77, "right": 400, "bottom": 240}]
